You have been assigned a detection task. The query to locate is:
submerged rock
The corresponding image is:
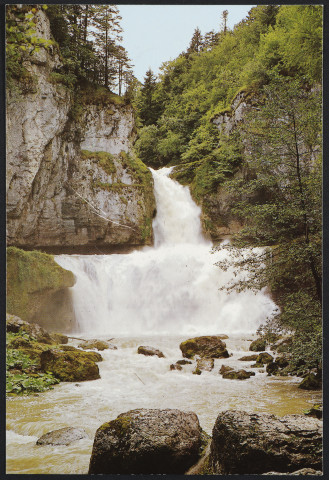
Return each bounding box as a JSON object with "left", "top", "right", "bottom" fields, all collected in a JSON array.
[
  {"left": 137, "top": 346, "right": 165, "bottom": 358},
  {"left": 238, "top": 354, "right": 258, "bottom": 361},
  {"left": 222, "top": 369, "right": 255, "bottom": 380},
  {"left": 219, "top": 365, "right": 234, "bottom": 375},
  {"left": 78, "top": 339, "right": 112, "bottom": 351},
  {"left": 209, "top": 410, "right": 322, "bottom": 474},
  {"left": 180, "top": 336, "right": 229, "bottom": 359},
  {"left": 176, "top": 359, "right": 192, "bottom": 365},
  {"left": 249, "top": 338, "right": 266, "bottom": 352},
  {"left": 196, "top": 358, "right": 214, "bottom": 372},
  {"left": 88, "top": 408, "right": 203, "bottom": 474},
  {"left": 36, "top": 427, "right": 88, "bottom": 446},
  {"left": 40, "top": 348, "right": 101, "bottom": 381},
  {"left": 170, "top": 363, "right": 183, "bottom": 371}
]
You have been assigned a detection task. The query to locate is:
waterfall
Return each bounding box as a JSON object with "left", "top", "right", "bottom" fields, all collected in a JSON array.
[{"left": 56, "top": 168, "right": 277, "bottom": 336}]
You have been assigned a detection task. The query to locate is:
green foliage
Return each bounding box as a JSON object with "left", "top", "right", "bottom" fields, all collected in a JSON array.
[
  {"left": 6, "top": 333, "right": 60, "bottom": 395},
  {"left": 81, "top": 150, "right": 116, "bottom": 176}
]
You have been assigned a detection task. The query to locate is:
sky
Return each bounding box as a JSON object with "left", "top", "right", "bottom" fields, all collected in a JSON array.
[{"left": 118, "top": 5, "right": 255, "bottom": 82}]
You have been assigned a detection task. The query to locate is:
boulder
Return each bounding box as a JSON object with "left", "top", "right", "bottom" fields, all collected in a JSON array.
[
  {"left": 78, "top": 339, "right": 112, "bottom": 351},
  {"left": 238, "top": 354, "right": 258, "bottom": 361},
  {"left": 170, "top": 363, "right": 183, "bottom": 371},
  {"left": 299, "top": 373, "right": 322, "bottom": 390},
  {"left": 49, "top": 333, "right": 68, "bottom": 344},
  {"left": 210, "top": 410, "right": 322, "bottom": 474},
  {"left": 256, "top": 352, "right": 273, "bottom": 364},
  {"left": 180, "top": 336, "right": 229, "bottom": 359},
  {"left": 40, "top": 348, "right": 101, "bottom": 381},
  {"left": 88, "top": 408, "right": 203, "bottom": 474},
  {"left": 6, "top": 313, "right": 68, "bottom": 345},
  {"left": 266, "top": 362, "right": 279, "bottom": 375},
  {"left": 249, "top": 338, "right": 266, "bottom": 352},
  {"left": 137, "top": 346, "right": 165, "bottom": 358},
  {"left": 36, "top": 427, "right": 88, "bottom": 446},
  {"left": 219, "top": 365, "right": 234, "bottom": 375},
  {"left": 222, "top": 369, "right": 255, "bottom": 380}
]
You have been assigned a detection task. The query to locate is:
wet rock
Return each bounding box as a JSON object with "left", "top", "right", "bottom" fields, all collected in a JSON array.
[
  {"left": 88, "top": 408, "right": 203, "bottom": 474},
  {"left": 193, "top": 368, "right": 202, "bottom": 375},
  {"left": 78, "top": 339, "right": 111, "bottom": 351},
  {"left": 276, "top": 355, "right": 289, "bottom": 368},
  {"left": 256, "top": 352, "right": 273, "bottom": 364},
  {"left": 251, "top": 362, "right": 265, "bottom": 368},
  {"left": 180, "top": 336, "right": 229, "bottom": 359},
  {"left": 137, "top": 346, "right": 165, "bottom": 358},
  {"left": 266, "top": 355, "right": 290, "bottom": 376},
  {"left": 209, "top": 410, "right": 322, "bottom": 474},
  {"left": 222, "top": 369, "right": 255, "bottom": 380},
  {"left": 40, "top": 348, "right": 101, "bottom": 381},
  {"left": 219, "top": 365, "right": 234, "bottom": 375},
  {"left": 304, "top": 404, "right": 322, "bottom": 419},
  {"left": 266, "top": 362, "right": 279, "bottom": 375},
  {"left": 36, "top": 427, "right": 88, "bottom": 446},
  {"left": 170, "top": 363, "right": 183, "bottom": 371},
  {"left": 176, "top": 359, "right": 192, "bottom": 365},
  {"left": 299, "top": 373, "right": 322, "bottom": 390},
  {"left": 238, "top": 354, "right": 258, "bottom": 361},
  {"left": 196, "top": 358, "right": 214, "bottom": 372},
  {"left": 249, "top": 338, "right": 266, "bottom": 352}
]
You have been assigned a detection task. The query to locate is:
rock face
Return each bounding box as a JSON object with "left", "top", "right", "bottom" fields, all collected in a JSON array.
[
  {"left": 180, "top": 336, "right": 229, "bottom": 359},
  {"left": 209, "top": 410, "right": 322, "bottom": 474},
  {"left": 36, "top": 427, "right": 88, "bottom": 446},
  {"left": 88, "top": 408, "right": 203, "bottom": 474},
  {"left": 137, "top": 346, "right": 165, "bottom": 358},
  {"left": 6, "top": 8, "right": 155, "bottom": 251},
  {"left": 6, "top": 247, "right": 76, "bottom": 331},
  {"left": 40, "top": 348, "right": 102, "bottom": 381}
]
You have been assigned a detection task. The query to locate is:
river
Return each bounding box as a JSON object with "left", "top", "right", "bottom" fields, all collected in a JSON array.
[{"left": 6, "top": 167, "right": 321, "bottom": 474}]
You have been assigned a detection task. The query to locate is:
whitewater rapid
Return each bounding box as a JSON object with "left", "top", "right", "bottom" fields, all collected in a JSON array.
[{"left": 55, "top": 167, "right": 277, "bottom": 336}]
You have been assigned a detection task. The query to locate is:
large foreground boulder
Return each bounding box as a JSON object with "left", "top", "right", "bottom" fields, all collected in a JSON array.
[
  {"left": 88, "top": 408, "right": 203, "bottom": 474},
  {"left": 180, "top": 336, "right": 229, "bottom": 359},
  {"left": 36, "top": 427, "right": 88, "bottom": 446},
  {"left": 40, "top": 348, "right": 101, "bottom": 381},
  {"left": 210, "top": 410, "right": 322, "bottom": 474}
]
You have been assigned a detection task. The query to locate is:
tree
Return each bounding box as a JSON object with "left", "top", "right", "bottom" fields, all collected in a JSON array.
[
  {"left": 186, "top": 28, "right": 203, "bottom": 55},
  {"left": 138, "top": 69, "right": 160, "bottom": 126},
  {"left": 215, "top": 76, "right": 322, "bottom": 373},
  {"left": 221, "top": 10, "right": 228, "bottom": 34},
  {"left": 92, "top": 5, "right": 123, "bottom": 89}
]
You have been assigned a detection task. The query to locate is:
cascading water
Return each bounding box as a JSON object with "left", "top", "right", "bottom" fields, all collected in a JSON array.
[{"left": 56, "top": 167, "right": 277, "bottom": 336}]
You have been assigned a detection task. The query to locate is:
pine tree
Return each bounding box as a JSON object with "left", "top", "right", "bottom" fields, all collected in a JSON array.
[{"left": 186, "top": 28, "right": 203, "bottom": 55}]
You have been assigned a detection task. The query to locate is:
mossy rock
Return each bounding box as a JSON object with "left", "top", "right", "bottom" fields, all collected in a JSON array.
[
  {"left": 180, "top": 336, "right": 229, "bottom": 359},
  {"left": 303, "top": 404, "right": 322, "bottom": 419},
  {"left": 222, "top": 369, "right": 255, "bottom": 380},
  {"left": 40, "top": 348, "right": 101, "bottom": 382},
  {"left": 238, "top": 354, "right": 258, "bottom": 361},
  {"left": 249, "top": 338, "right": 266, "bottom": 352},
  {"left": 6, "top": 247, "right": 75, "bottom": 323},
  {"left": 298, "top": 374, "right": 322, "bottom": 391},
  {"left": 78, "top": 339, "right": 110, "bottom": 351},
  {"left": 256, "top": 352, "right": 273, "bottom": 364}
]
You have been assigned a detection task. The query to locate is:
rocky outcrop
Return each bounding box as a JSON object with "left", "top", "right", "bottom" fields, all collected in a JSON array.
[
  {"left": 209, "top": 410, "right": 322, "bottom": 474},
  {"left": 6, "top": 313, "right": 68, "bottom": 345},
  {"left": 6, "top": 8, "right": 155, "bottom": 252},
  {"left": 180, "top": 336, "right": 229, "bottom": 359},
  {"left": 40, "top": 348, "right": 102, "bottom": 381},
  {"left": 36, "top": 427, "right": 88, "bottom": 446},
  {"left": 88, "top": 408, "right": 203, "bottom": 474},
  {"left": 137, "top": 346, "right": 165, "bottom": 358},
  {"left": 6, "top": 248, "right": 76, "bottom": 331}
]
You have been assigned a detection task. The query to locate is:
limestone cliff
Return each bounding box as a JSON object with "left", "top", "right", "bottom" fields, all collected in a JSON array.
[{"left": 6, "top": 9, "right": 155, "bottom": 252}]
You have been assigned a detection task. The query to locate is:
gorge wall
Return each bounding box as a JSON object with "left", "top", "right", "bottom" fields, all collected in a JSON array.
[{"left": 6, "top": 9, "right": 156, "bottom": 253}]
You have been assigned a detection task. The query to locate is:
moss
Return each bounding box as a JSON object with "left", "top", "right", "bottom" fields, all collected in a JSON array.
[
  {"left": 77, "top": 80, "right": 125, "bottom": 107},
  {"left": 99, "top": 415, "right": 132, "bottom": 435},
  {"left": 81, "top": 150, "right": 116, "bottom": 176},
  {"left": 141, "top": 216, "right": 152, "bottom": 241},
  {"left": 6, "top": 247, "right": 75, "bottom": 322}
]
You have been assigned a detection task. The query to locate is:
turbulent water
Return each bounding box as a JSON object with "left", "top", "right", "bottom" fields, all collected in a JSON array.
[
  {"left": 55, "top": 167, "right": 277, "bottom": 336},
  {"left": 6, "top": 167, "right": 320, "bottom": 475}
]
